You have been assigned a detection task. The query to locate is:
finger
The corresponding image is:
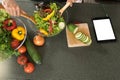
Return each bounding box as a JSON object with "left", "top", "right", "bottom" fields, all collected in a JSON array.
[
  {"left": 2, "top": 0, "right": 10, "bottom": 9},
  {"left": 9, "top": 7, "right": 16, "bottom": 16},
  {"left": 6, "top": 9, "right": 12, "bottom": 16},
  {"left": 2, "top": 0, "right": 7, "bottom": 6},
  {"left": 10, "top": 7, "right": 16, "bottom": 16},
  {"left": 9, "top": 8, "right": 14, "bottom": 16},
  {"left": 16, "top": 6, "right": 21, "bottom": 16}
]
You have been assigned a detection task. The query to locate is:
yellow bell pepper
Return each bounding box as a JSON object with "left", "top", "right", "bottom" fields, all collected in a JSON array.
[
  {"left": 39, "top": 28, "right": 48, "bottom": 36},
  {"left": 43, "top": 10, "right": 55, "bottom": 21},
  {"left": 12, "top": 26, "right": 25, "bottom": 41}
]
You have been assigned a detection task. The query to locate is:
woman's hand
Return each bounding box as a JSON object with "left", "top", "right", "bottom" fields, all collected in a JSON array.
[
  {"left": 2, "top": 0, "right": 25, "bottom": 16},
  {"left": 67, "top": 0, "right": 75, "bottom": 6},
  {"left": 67, "top": 0, "right": 75, "bottom": 3}
]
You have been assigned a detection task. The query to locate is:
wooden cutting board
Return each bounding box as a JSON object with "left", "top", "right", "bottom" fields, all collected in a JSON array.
[{"left": 66, "top": 23, "right": 92, "bottom": 47}]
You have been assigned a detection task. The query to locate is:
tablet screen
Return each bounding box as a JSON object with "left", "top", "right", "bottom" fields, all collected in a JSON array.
[{"left": 93, "top": 18, "right": 116, "bottom": 41}]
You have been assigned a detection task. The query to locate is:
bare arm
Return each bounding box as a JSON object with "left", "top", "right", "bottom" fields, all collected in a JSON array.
[{"left": 67, "top": 0, "right": 75, "bottom": 6}]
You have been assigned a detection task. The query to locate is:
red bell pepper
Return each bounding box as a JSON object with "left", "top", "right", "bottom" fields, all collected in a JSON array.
[
  {"left": 48, "top": 20, "right": 53, "bottom": 33},
  {"left": 44, "top": 8, "right": 52, "bottom": 13},
  {"left": 3, "top": 18, "right": 17, "bottom": 31}
]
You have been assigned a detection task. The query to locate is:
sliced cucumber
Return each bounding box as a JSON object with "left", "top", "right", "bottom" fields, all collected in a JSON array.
[
  {"left": 25, "top": 37, "right": 42, "bottom": 64},
  {"left": 59, "top": 22, "right": 65, "bottom": 29},
  {"left": 75, "top": 32, "right": 82, "bottom": 39},
  {"left": 83, "top": 36, "right": 89, "bottom": 43},
  {"left": 67, "top": 23, "right": 78, "bottom": 34},
  {"left": 75, "top": 31, "right": 92, "bottom": 45},
  {"left": 73, "top": 27, "right": 79, "bottom": 34},
  {"left": 80, "top": 34, "right": 86, "bottom": 42},
  {"left": 85, "top": 39, "right": 92, "bottom": 45}
]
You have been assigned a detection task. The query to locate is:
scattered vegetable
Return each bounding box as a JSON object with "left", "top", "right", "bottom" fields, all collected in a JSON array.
[
  {"left": 17, "top": 55, "right": 28, "bottom": 65},
  {"left": 24, "top": 62, "right": 35, "bottom": 74},
  {"left": 18, "top": 45, "right": 27, "bottom": 54},
  {"left": 33, "top": 34, "right": 45, "bottom": 46},
  {"left": 12, "top": 26, "right": 25, "bottom": 41},
  {"left": 25, "top": 37, "right": 42, "bottom": 64}
]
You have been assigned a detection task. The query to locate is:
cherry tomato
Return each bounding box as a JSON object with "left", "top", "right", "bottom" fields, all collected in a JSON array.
[
  {"left": 24, "top": 62, "right": 35, "bottom": 74},
  {"left": 11, "top": 39, "right": 20, "bottom": 49},
  {"left": 18, "top": 45, "right": 27, "bottom": 54},
  {"left": 33, "top": 34, "right": 45, "bottom": 46},
  {"left": 17, "top": 55, "right": 28, "bottom": 65}
]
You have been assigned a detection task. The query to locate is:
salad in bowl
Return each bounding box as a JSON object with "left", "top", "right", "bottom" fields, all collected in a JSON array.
[
  {"left": 0, "top": 9, "right": 27, "bottom": 62},
  {"left": 33, "top": 2, "right": 68, "bottom": 37}
]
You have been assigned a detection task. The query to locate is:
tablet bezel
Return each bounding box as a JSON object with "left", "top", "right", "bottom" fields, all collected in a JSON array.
[{"left": 92, "top": 17, "right": 116, "bottom": 42}]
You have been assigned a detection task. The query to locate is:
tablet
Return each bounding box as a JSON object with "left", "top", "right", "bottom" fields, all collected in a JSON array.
[{"left": 92, "top": 17, "right": 116, "bottom": 42}]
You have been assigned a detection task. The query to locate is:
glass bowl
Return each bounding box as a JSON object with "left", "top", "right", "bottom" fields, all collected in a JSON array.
[
  {"left": 0, "top": 17, "right": 27, "bottom": 62},
  {"left": 12, "top": 17, "right": 27, "bottom": 50}
]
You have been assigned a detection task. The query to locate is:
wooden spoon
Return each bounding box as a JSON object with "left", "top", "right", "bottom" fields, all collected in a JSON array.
[
  {"left": 59, "top": 2, "right": 71, "bottom": 16},
  {"left": 20, "top": 12, "right": 36, "bottom": 24},
  {"left": 0, "top": 4, "right": 36, "bottom": 24}
]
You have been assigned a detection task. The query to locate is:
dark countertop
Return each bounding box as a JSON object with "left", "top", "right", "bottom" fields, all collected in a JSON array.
[{"left": 0, "top": 1, "right": 120, "bottom": 80}]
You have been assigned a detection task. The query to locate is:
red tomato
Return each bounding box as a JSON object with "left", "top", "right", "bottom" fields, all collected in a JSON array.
[
  {"left": 33, "top": 34, "right": 45, "bottom": 46},
  {"left": 18, "top": 45, "right": 27, "bottom": 54},
  {"left": 11, "top": 39, "right": 20, "bottom": 49},
  {"left": 24, "top": 62, "right": 35, "bottom": 74},
  {"left": 17, "top": 55, "right": 28, "bottom": 65}
]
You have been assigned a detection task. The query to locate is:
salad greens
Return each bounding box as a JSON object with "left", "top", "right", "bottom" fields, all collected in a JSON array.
[
  {"left": 0, "top": 9, "right": 19, "bottom": 62},
  {"left": 0, "top": 9, "right": 10, "bottom": 23},
  {"left": 34, "top": 3, "right": 65, "bottom": 37}
]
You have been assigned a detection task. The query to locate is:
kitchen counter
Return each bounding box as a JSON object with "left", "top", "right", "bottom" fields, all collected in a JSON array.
[{"left": 0, "top": 1, "right": 120, "bottom": 80}]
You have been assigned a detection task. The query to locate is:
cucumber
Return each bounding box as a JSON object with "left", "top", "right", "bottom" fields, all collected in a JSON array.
[
  {"left": 84, "top": 38, "right": 92, "bottom": 45},
  {"left": 75, "top": 31, "right": 92, "bottom": 45},
  {"left": 67, "top": 23, "right": 78, "bottom": 34},
  {"left": 75, "top": 32, "right": 82, "bottom": 39},
  {"left": 80, "top": 34, "right": 86, "bottom": 42},
  {"left": 25, "top": 37, "right": 42, "bottom": 64},
  {"left": 58, "top": 22, "right": 65, "bottom": 29},
  {"left": 83, "top": 36, "right": 89, "bottom": 43}
]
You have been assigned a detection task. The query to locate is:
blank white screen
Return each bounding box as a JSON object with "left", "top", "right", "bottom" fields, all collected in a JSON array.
[{"left": 93, "top": 18, "right": 115, "bottom": 41}]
